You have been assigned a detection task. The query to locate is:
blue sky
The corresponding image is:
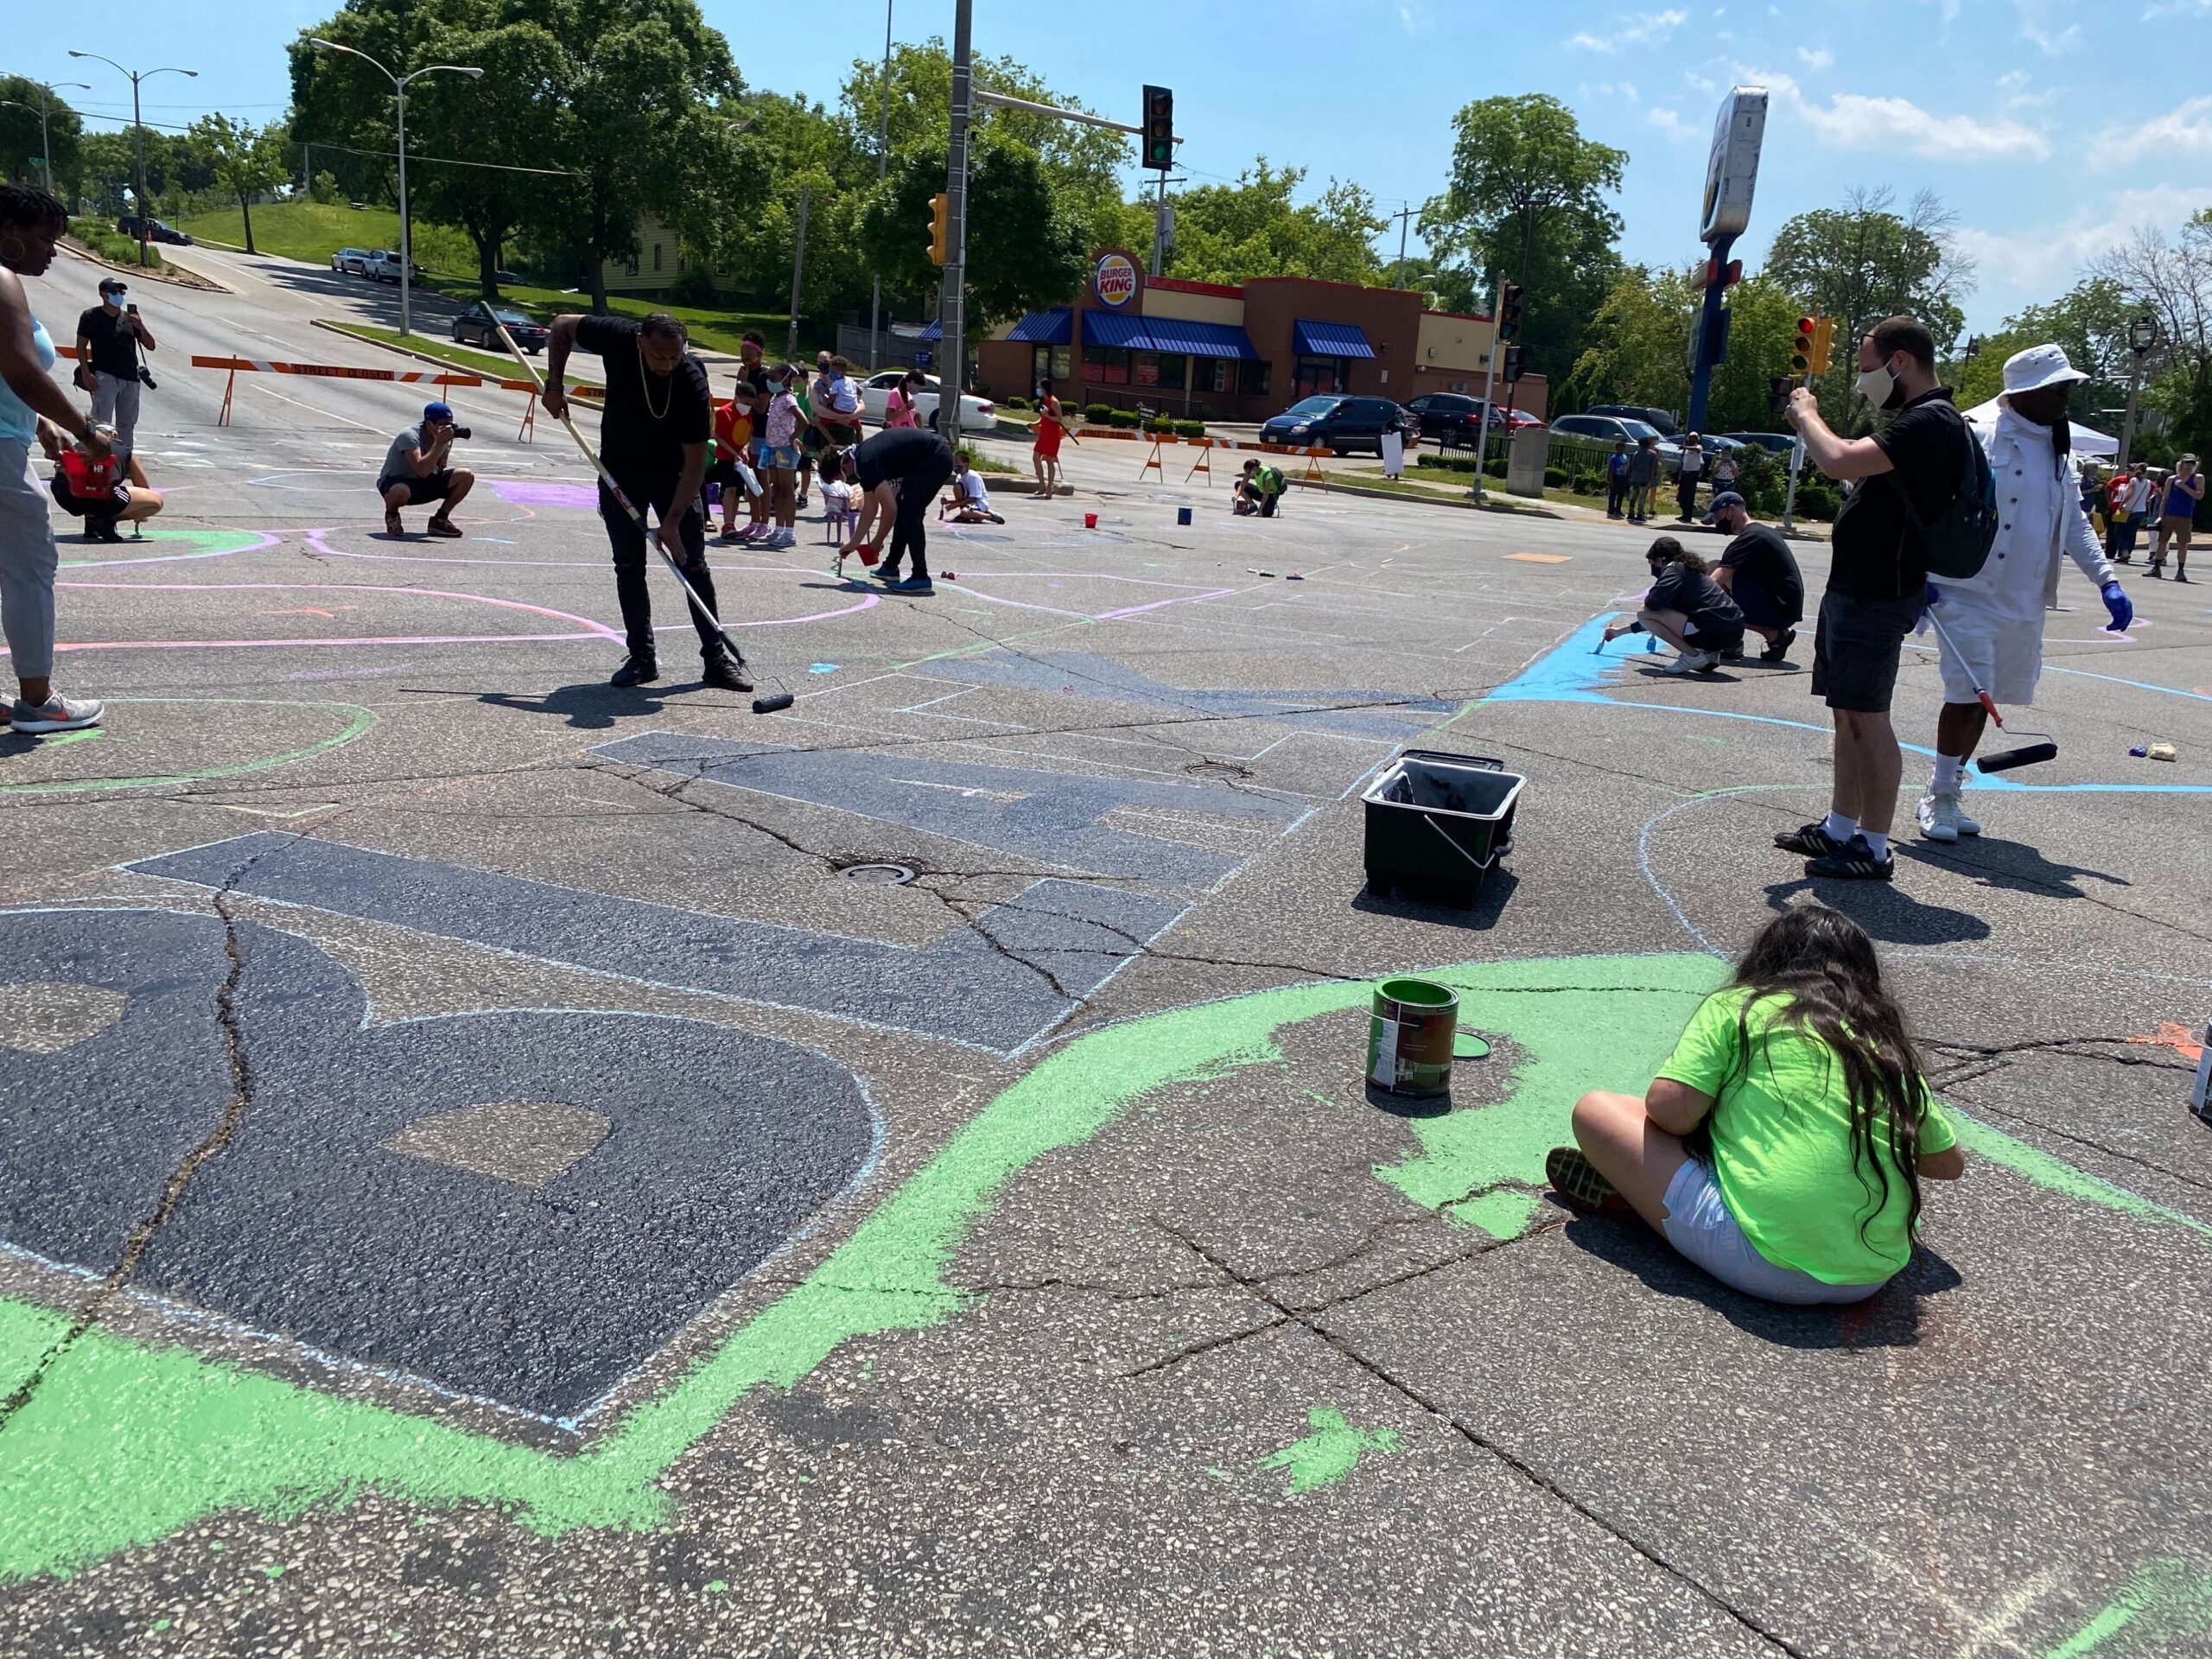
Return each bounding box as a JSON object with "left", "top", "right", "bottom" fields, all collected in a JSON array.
[{"left": 19, "top": 0, "right": 2212, "bottom": 332}]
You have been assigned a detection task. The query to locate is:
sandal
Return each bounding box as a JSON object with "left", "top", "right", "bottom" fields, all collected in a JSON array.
[{"left": 384, "top": 508, "right": 404, "bottom": 537}]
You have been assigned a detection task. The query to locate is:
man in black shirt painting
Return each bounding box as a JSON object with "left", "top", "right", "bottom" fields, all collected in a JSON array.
[
  {"left": 1777, "top": 315, "right": 1968, "bottom": 882},
  {"left": 1705, "top": 491, "right": 1804, "bottom": 663},
  {"left": 831, "top": 425, "right": 954, "bottom": 595},
  {"left": 544, "top": 311, "right": 747, "bottom": 690}
]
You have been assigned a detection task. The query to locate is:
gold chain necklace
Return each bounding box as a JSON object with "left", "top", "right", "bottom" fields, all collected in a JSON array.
[{"left": 638, "top": 346, "right": 671, "bottom": 421}]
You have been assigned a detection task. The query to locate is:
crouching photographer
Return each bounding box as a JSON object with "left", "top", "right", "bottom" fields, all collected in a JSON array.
[
  {"left": 377, "top": 400, "right": 475, "bottom": 538},
  {"left": 37, "top": 416, "right": 162, "bottom": 543}
]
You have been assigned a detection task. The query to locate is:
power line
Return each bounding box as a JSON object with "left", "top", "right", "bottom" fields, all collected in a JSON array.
[{"left": 69, "top": 118, "right": 574, "bottom": 176}]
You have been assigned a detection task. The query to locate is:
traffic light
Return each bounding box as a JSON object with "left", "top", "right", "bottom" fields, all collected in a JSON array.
[
  {"left": 1503, "top": 344, "right": 1524, "bottom": 385},
  {"left": 1497, "top": 282, "right": 1523, "bottom": 343},
  {"left": 1808, "top": 315, "right": 1836, "bottom": 377},
  {"left": 1142, "top": 85, "right": 1174, "bottom": 170},
  {"left": 1791, "top": 315, "right": 1817, "bottom": 375},
  {"left": 926, "top": 193, "right": 950, "bottom": 265}
]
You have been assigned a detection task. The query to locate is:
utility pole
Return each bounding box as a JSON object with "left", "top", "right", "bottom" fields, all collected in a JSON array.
[
  {"left": 1471, "top": 271, "right": 1500, "bottom": 505},
  {"left": 2118, "top": 315, "right": 2158, "bottom": 469},
  {"left": 868, "top": 0, "right": 892, "bottom": 370},
  {"left": 785, "top": 185, "right": 810, "bottom": 364},
  {"left": 0, "top": 83, "right": 88, "bottom": 198},
  {"left": 1388, "top": 203, "right": 1416, "bottom": 289},
  {"left": 69, "top": 54, "right": 196, "bottom": 266},
  {"left": 939, "top": 0, "right": 973, "bottom": 418}
]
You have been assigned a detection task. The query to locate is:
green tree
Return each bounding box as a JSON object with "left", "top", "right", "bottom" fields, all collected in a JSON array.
[
  {"left": 1420, "top": 94, "right": 1627, "bottom": 387},
  {"left": 1161, "top": 160, "right": 1386, "bottom": 287},
  {"left": 2093, "top": 211, "right": 2212, "bottom": 458},
  {"left": 187, "top": 115, "right": 289, "bottom": 255},
  {"left": 1947, "top": 276, "right": 2139, "bottom": 424},
  {"left": 0, "top": 79, "right": 84, "bottom": 196},
  {"left": 860, "top": 129, "right": 1088, "bottom": 331},
  {"left": 290, "top": 0, "right": 746, "bottom": 310},
  {"left": 1568, "top": 265, "right": 1807, "bottom": 435}
]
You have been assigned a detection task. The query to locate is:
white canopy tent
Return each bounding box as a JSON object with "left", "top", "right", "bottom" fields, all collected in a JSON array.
[{"left": 1961, "top": 397, "right": 2119, "bottom": 459}]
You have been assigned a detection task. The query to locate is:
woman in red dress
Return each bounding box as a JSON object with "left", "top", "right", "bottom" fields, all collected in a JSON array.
[{"left": 1031, "top": 378, "right": 1071, "bottom": 499}]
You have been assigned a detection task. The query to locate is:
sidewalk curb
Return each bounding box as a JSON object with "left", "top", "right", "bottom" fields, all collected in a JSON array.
[
  {"left": 56, "top": 238, "right": 233, "bottom": 296},
  {"left": 312, "top": 318, "right": 554, "bottom": 387},
  {"left": 1299, "top": 477, "right": 1561, "bottom": 519}
]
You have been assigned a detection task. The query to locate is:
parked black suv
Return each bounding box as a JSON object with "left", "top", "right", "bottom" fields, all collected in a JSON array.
[
  {"left": 1258, "top": 395, "right": 1414, "bottom": 456},
  {"left": 117, "top": 215, "right": 192, "bottom": 246},
  {"left": 1403, "top": 391, "right": 1486, "bottom": 448}
]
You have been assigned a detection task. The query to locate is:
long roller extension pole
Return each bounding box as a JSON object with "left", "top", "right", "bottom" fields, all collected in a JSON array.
[
  {"left": 493, "top": 322, "right": 795, "bottom": 713},
  {"left": 1923, "top": 602, "right": 2056, "bottom": 773}
]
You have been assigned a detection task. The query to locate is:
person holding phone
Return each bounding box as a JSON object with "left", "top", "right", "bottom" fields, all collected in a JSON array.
[{"left": 75, "top": 276, "right": 154, "bottom": 481}]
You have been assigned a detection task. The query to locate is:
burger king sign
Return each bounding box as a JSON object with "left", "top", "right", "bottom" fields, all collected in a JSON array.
[{"left": 1092, "top": 251, "right": 1141, "bottom": 310}]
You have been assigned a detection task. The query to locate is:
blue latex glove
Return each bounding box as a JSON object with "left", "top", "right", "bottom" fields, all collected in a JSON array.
[
  {"left": 2102, "top": 580, "right": 2133, "bottom": 632},
  {"left": 1916, "top": 579, "right": 1942, "bottom": 635}
]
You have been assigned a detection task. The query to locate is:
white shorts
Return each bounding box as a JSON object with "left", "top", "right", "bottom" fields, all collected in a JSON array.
[
  {"left": 1931, "top": 607, "right": 2044, "bottom": 707},
  {"left": 1659, "top": 1158, "right": 1888, "bottom": 1306}
]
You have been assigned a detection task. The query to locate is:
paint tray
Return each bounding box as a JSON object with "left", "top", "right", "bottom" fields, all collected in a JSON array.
[{"left": 1362, "top": 750, "right": 1522, "bottom": 904}]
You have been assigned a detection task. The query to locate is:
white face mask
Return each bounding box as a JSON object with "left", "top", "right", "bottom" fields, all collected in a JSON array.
[{"left": 1855, "top": 354, "right": 1907, "bottom": 411}]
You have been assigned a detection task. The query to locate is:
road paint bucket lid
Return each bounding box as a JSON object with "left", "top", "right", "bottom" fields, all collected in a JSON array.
[{"left": 1367, "top": 976, "right": 1459, "bottom": 1097}]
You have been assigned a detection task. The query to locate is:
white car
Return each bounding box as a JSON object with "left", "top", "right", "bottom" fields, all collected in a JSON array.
[
  {"left": 365, "top": 250, "right": 424, "bottom": 284},
  {"left": 859, "top": 370, "right": 996, "bottom": 435},
  {"left": 332, "top": 247, "right": 372, "bottom": 275}
]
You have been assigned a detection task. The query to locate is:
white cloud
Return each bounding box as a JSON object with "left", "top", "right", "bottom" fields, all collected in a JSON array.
[
  {"left": 2090, "top": 96, "right": 2212, "bottom": 167},
  {"left": 2014, "top": 0, "right": 2082, "bottom": 53},
  {"left": 1957, "top": 184, "right": 2212, "bottom": 320},
  {"left": 1569, "top": 8, "right": 1689, "bottom": 52},
  {"left": 1796, "top": 46, "right": 1834, "bottom": 70},
  {"left": 1750, "top": 70, "right": 2051, "bottom": 161},
  {"left": 1648, "top": 107, "right": 1695, "bottom": 143},
  {"left": 1683, "top": 69, "right": 1720, "bottom": 94},
  {"left": 1578, "top": 80, "right": 1641, "bottom": 105}
]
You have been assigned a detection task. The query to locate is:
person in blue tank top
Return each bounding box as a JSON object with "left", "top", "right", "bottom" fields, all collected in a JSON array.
[
  {"left": 2149, "top": 452, "right": 2203, "bottom": 582},
  {"left": 1, "top": 185, "right": 117, "bottom": 734}
]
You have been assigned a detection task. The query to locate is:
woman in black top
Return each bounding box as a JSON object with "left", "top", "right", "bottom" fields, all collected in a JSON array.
[{"left": 1602, "top": 536, "right": 1745, "bottom": 674}]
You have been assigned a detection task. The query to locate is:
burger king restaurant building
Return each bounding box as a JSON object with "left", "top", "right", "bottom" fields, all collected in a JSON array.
[{"left": 975, "top": 247, "right": 1543, "bottom": 422}]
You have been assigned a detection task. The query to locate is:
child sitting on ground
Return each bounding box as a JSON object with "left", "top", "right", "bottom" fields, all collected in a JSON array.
[
  {"left": 940, "top": 451, "right": 1004, "bottom": 524},
  {"left": 1602, "top": 536, "right": 1744, "bottom": 676},
  {"left": 1547, "top": 906, "right": 1965, "bottom": 1306}
]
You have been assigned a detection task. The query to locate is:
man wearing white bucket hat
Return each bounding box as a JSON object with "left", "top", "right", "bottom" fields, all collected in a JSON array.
[{"left": 1916, "top": 343, "right": 2133, "bottom": 842}]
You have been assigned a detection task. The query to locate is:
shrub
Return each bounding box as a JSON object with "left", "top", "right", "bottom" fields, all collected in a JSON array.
[
  {"left": 1794, "top": 480, "right": 1840, "bottom": 521},
  {"left": 1108, "top": 408, "right": 1141, "bottom": 429},
  {"left": 309, "top": 170, "right": 340, "bottom": 205},
  {"left": 1084, "top": 402, "right": 1115, "bottom": 421},
  {"left": 1543, "top": 466, "right": 1570, "bottom": 489},
  {"left": 1001, "top": 395, "right": 1029, "bottom": 411},
  {"left": 1169, "top": 417, "right": 1206, "bottom": 438},
  {"left": 1192, "top": 404, "right": 1216, "bottom": 422},
  {"left": 1484, "top": 456, "right": 1507, "bottom": 479},
  {"left": 1572, "top": 470, "right": 1605, "bottom": 496},
  {"left": 1415, "top": 454, "right": 1479, "bottom": 474}
]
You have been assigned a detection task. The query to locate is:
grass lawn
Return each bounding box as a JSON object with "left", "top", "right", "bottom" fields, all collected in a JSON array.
[
  {"left": 172, "top": 200, "right": 831, "bottom": 359},
  {"left": 318, "top": 321, "right": 601, "bottom": 389},
  {"left": 65, "top": 220, "right": 185, "bottom": 279}
]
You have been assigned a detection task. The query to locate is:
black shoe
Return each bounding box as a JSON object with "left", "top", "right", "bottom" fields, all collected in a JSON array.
[
  {"left": 89, "top": 516, "right": 124, "bottom": 544},
  {"left": 1544, "top": 1147, "right": 1630, "bottom": 1217},
  {"left": 1719, "top": 645, "right": 1745, "bottom": 663},
  {"left": 1775, "top": 820, "right": 1845, "bottom": 857},
  {"left": 610, "top": 654, "right": 659, "bottom": 687},
  {"left": 1759, "top": 627, "right": 1796, "bottom": 664},
  {"left": 1806, "top": 834, "right": 1894, "bottom": 881},
  {"left": 701, "top": 647, "right": 753, "bottom": 693}
]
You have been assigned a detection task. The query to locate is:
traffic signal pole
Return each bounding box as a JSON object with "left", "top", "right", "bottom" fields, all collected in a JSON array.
[
  {"left": 1684, "top": 232, "right": 1735, "bottom": 435},
  {"left": 939, "top": 0, "right": 974, "bottom": 414}
]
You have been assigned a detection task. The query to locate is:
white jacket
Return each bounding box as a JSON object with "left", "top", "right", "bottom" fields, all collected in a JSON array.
[{"left": 1933, "top": 404, "right": 2110, "bottom": 622}]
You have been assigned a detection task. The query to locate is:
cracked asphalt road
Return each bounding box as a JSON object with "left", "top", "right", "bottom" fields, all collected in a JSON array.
[{"left": 3, "top": 250, "right": 2212, "bottom": 1656}]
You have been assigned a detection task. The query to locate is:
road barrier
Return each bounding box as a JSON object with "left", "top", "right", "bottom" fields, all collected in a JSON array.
[
  {"left": 1111, "top": 429, "right": 1332, "bottom": 487},
  {"left": 114, "top": 352, "right": 600, "bottom": 439}
]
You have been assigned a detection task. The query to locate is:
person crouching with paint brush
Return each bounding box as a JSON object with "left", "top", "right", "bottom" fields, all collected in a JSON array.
[
  {"left": 1601, "top": 537, "right": 1744, "bottom": 675},
  {"left": 1914, "top": 345, "right": 2130, "bottom": 843},
  {"left": 543, "top": 311, "right": 748, "bottom": 691}
]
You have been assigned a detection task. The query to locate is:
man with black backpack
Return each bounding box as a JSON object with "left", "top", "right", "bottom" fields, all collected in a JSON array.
[{"left": 1775, "top": 315, "right": 1983, "bottom": 882}]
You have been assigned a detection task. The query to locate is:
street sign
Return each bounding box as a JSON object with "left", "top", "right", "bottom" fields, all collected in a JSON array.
[
  {"left": 914, "top": 350, "right": 933, "bottom": 368},
  {"left": 1698, "top": 86, "right": 1767, "bottom": 243}
]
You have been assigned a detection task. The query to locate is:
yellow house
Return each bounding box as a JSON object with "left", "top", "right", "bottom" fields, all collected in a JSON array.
[{"left": 599, "top": 211, "right": 723, "bottom": 297}]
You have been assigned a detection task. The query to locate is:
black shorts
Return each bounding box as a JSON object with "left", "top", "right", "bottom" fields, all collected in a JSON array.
[
  {"left": 49, "top": 475, "right": 130, "bottom": 518},
  {"left": 1810, "top": 587, "right": 1921, "bottom": 715},
  {"left": 1729, "top": 572, "right": 1802, "bottom": 632},
  {"left": 709, "top": 457, "right": 753, "bottom": 491},
  {"left": 379, "top": 470, "right": 454, "bottom": 505},
  {"left": 1683, "top": 613, "right": 1745, "bottom": 654}
]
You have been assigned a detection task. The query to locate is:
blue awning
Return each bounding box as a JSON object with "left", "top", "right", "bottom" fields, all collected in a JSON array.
[
  {"left": 1292, "top": 319, "right": 1376, "bottom": 359},
  {"left": 1082, "top": 311, "right": 1260, "bottom": 359},
  {"left": 893, "top": 320, "right": 944, "bottom": 340},
  {"left": 1007, "top": 308, "right": 1071, "bottom": 344}
]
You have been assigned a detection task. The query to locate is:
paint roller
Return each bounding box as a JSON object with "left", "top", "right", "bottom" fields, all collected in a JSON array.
[
  {"left": 1921, "top": 604, "right": 2056, "bottom": 773},
  {"left": 493, "top": 321, "right": 797, "bottom": 715}
]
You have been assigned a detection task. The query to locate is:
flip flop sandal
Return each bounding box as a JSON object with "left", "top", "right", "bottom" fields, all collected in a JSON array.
[{"left": 384, "top": 509, "right": 404, "bottom": 537}]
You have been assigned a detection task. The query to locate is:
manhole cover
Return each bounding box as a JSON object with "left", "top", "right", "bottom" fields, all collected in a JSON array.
[
  {"left": 840, "top": 862, "right": 915, "bottom": 886},
  {"left": 1184, "top": 760, "right": 1253, "bottom": 781}
]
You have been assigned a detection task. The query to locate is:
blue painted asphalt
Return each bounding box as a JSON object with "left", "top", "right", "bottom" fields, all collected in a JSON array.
[
  {"left": 590, "top": 733, "right": 1306, "bottom": 885},
  {"left": 128, "top": 834, "right": 1187, "bottom": 1054},
  {"left": 0, "top": 908, "right": 876, "bottom": 1419}
]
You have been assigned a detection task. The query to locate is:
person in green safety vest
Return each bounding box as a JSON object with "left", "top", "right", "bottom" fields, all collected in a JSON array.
[{"left": 1236, "top": 458, "right": 1285, "bottom": 517}]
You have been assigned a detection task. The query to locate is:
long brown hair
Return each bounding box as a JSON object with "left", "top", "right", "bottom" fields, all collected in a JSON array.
[{"left": 1717, "top": 906, "right": 1932, "bottom": 1243}]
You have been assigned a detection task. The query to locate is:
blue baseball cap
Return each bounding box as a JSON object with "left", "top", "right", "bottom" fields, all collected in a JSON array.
[{"left": 423, "top": 401, "right": 454, "bottom": 423}]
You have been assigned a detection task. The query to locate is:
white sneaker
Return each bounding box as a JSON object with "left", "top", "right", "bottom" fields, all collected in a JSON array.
[
  {"left": 1916, "top": 789, "right": 1963, "bottom": 842},
  {"left": 1664, "top": 649, "right": 1720, "bottom": 675},
  {"left": 9, "top": 695, "right": 104, "bottom": 734}
]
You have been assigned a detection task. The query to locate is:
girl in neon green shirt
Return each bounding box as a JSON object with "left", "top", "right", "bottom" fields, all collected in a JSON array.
[{"left": 1549, "top": 906, "right": 1965, "bottom": 1303}]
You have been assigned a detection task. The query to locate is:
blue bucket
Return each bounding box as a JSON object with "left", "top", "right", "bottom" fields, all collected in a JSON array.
[{"left": 1176, "top": 507, "right": 1192, "bottom": 526}]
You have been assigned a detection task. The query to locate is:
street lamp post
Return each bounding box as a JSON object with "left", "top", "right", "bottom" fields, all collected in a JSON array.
[
  {"left": 67, "top": 53, "right": 195, "bottom": 266},
  {"left": 308, "top": 38, "right": 483, "bottom": 337},
  {"left": 0, "top": 82, "right": 90, "bottom": 197},
  {"left": 2118, "top": 314, "right": 2158, "bottom": 471}
]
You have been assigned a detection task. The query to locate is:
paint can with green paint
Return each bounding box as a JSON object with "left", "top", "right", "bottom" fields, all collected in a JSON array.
[{"left": 1366, "top": 977, "right": 1459, "bottom": 1096}]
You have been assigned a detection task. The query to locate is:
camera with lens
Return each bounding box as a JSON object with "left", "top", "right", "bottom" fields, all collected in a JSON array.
[
  {"left": 137, "top": 365, "right": 158, "bottom": 391},
  {"left": 449, "top": 425, "right": 472, "bottom": 441}
]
